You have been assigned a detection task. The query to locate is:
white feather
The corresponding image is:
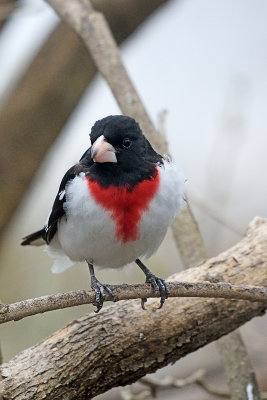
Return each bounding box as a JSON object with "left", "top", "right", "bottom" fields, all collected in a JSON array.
[{"left": 30, "top": 238, "right": 46, "bottom": 247}]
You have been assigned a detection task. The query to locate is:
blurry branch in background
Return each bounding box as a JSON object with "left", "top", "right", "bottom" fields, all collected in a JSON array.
[
  {"left": 0, "top": 280, "right": 266, "bottom": 325},
  {"left": 47, "top": 0, "right": 168, "bottom": 151},
  {"left": 189, "top": 193, "right": 243, "bottom": 237},
  {"left": 0, "top": 0, "right": 170, "bottom": 239},
  {"left": 0, "top": 217, "right": 266, "bottom": 398},
  {"left": 0, "top": 2, "right": 18, "bottom": 23},
  {"left": 121, "top": 371, "right": 267, "bottom": 400}
]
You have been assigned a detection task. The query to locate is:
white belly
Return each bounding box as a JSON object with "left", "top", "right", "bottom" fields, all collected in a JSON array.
[{"left": 48, "top": 161, "right": 185, "bottom": 272}]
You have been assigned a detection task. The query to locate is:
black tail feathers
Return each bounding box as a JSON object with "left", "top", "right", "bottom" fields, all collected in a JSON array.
[{"left": 21, "top": 229, "right": 46, "bottom": 246}]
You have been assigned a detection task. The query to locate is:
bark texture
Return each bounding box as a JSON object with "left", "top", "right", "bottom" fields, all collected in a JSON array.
[{"left": 0, "top": 217, "right": 266, "bottom": 399}]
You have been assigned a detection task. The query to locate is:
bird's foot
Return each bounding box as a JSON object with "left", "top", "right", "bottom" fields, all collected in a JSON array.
[
  {"left": 144, "top": 271, "right": 170, "bottom": 309},
  {"left": 91, "top": 276, "right": 115, "bottom": 313},
  {"left": 136, "top": 259, "right": 170, "bottom": 309}
]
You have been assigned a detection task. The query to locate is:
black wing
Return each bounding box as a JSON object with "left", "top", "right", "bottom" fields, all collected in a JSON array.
[
  {"left": 21, "top": 150, "right": 93, "bottom": 247},
  {"left": 44, "top": 165, "right": 79, "bottom": 243}
]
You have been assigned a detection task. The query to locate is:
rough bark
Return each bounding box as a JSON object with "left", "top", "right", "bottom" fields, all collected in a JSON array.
[
  {"left": 0, "top": 217, "right": 266, "bottom": 399},
  {"left": 0, "top": 0, "right": 169, "bottom": 237}
]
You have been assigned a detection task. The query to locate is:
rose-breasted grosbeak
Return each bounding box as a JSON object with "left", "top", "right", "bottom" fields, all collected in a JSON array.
[{"left": 22, "top": 115, "right": 185, "bottom": 312}]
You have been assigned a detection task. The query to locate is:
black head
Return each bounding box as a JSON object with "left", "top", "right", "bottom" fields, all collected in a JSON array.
[{"left": 85, "top": 115, "right": 163, "bottom": 187}]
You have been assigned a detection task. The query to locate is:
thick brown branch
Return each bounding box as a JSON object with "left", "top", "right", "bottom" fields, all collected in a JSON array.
[
  {"left": 0, "top": 281, "right": 266, "bottom": 325},
  {"left": 0, "top": 217, "right": 266, "bottom": 399}
]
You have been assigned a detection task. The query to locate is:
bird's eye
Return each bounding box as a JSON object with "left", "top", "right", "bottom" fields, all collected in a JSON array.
[{"left": 122, "top": 138, "right": 132, "bottom": 148}]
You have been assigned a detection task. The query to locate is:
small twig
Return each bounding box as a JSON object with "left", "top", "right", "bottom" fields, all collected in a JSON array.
[
  {"left": 120, "top": 370, "right": 206, "bottom": 400},
  {"left": 120, "top": 387, "right": 151, "bottom": 400},
  {"left": 0, "top": 281, "right": 266, "bottom": 324},
  {"left": 121, "top": 370, "right": 267, "bottom": 400},
  {"left": 139, "top": 369, "right": 207, "bottom": 395}
]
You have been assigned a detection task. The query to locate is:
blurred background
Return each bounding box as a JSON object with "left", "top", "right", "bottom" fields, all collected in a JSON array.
[{"left": 0, "top": 0, "right": 266, "bottom": 398}]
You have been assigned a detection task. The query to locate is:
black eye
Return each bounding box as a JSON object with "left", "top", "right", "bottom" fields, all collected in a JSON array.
[{"left": 122, "top": 138, "right": 132, "bottom": 148}]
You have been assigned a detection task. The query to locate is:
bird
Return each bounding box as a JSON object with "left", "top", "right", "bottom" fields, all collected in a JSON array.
[{"left": 21, "top": 115, "right": 185, "bottom": 312}]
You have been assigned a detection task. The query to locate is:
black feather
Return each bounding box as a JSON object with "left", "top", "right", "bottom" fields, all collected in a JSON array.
[{"left": 21, "top": 229, "right": 45, "bottom": 246}]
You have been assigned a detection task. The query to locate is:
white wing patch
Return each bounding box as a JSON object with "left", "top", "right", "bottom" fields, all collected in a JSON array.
[{"left": 59, "top": 190, "right": 65, "bottom": 201}]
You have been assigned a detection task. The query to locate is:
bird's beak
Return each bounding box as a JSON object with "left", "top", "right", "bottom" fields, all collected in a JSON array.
[{"left": 91, "top": 135, "right": 117, "bottom": 163}]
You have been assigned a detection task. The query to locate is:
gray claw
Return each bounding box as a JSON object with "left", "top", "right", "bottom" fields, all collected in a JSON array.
[
  {"left": 146, "top": 274, "right": 169, "bottom": 308},
  {"left": 91, "top": 277, "right": 115, "bottom": 313}
]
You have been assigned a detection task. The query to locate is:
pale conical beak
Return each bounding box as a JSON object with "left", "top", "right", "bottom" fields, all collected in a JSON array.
[{"left": 91, "top": 135, "right": 117, "bottom": 163}]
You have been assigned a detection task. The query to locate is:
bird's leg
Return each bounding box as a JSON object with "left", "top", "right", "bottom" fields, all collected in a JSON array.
[
  {"left": 88, "top": 263, "right": 115, "bottom": 313},
  {"left": 135, "top": 259, "right": 170, "bottom": 309}
]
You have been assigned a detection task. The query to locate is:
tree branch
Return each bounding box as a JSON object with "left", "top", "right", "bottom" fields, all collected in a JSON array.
[
  {"left": 0, "top": 217, "right": 266, "bottom": 399},
  {"left": 138, "top": 372, "right": 267, "bottom": 399},
  {"left": 0, "top": 281, "right": 266, "bottom": 325}
]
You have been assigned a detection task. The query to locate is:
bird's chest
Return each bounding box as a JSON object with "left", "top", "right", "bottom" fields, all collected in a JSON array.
[
  {"left": 85, "top": 171, "right": 160, "bottom": 243},
  {"left": 64, "top": 170, "right": 160, "bottom": 244}
]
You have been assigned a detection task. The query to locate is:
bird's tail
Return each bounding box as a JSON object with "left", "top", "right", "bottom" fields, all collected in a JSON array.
[{"left": 21, "top": 229, "right": 46, "bottom": 246}]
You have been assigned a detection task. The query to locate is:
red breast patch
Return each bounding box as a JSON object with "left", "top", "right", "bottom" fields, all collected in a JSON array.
[{"left": 86, "top": 169, "right": 160, "bottom": 243}]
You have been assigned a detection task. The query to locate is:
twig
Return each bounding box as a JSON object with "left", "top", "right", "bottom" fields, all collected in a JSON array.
[
  {"left": 0, "top": 281, "right": 266, "bottom": 324},
  {"left": 120, "top": 370, "right": 207, "bottom": 400},
  {"left": 120, "top": 387, "right": 151, "bottom": 400},
  {"left": 125, "top": 371, "right": 267, "bottom": 399},
  {"left": 0, "top": 3, "right": 19, "bottom": 21}
]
